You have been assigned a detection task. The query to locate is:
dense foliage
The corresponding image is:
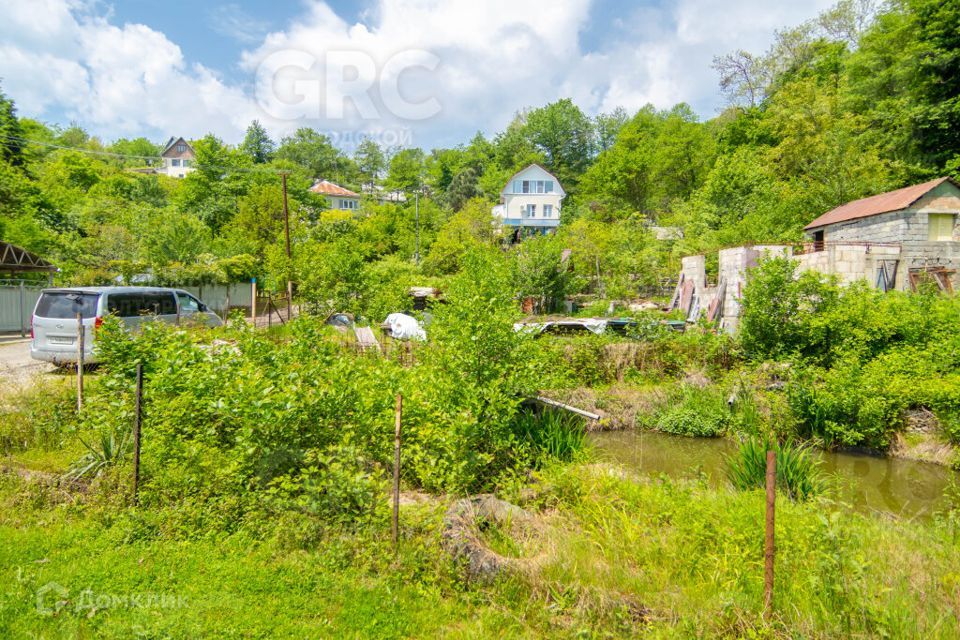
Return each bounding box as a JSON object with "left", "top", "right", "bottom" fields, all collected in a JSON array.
[
  {"left": 1, "top": 0, "right": 956, "bottom": 309},
  {"left": 740, "top": 257, "right": 960, "bottom": 449}
]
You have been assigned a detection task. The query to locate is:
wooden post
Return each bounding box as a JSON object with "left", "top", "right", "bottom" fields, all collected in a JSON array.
[
  {"left": 764, "top": 448, "right": 776, "bottom": 617},
  {"left": 392, "top": 393, "right": 402, "bottom": 549},
  {"left": 76, "top": 312, "right": 84, "bottom": 410},
  {"left": 132, "top": 363, "right": 143, "bottom": 505}
]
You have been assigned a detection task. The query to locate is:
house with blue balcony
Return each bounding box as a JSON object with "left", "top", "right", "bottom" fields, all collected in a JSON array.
[{"left": 492, "top": 164, "right": 565, "bottom": 239}]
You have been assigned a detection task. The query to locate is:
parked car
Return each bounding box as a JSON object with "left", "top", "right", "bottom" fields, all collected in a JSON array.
[{"left": 30, "top": 287, "right": 222, "bottom": 364}]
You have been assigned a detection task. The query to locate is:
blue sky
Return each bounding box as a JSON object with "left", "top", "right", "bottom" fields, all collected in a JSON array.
[{"left": 0, "top": 0, "right": 834, "bottom": 150}]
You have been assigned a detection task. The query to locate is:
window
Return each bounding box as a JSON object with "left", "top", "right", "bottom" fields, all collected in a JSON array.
[
  {"left": 183, "top": 159, "right": 191, "bottom": 167},
  {"left": 929, "top": 213, "right": 955, "bottom": 241},
  {"left": 107, "top": 292, "right": 177, "bottom": 317},
  {"left": 35, "top": 292, "right": 100, "bottom": 319},
  {"left": 514, "top": 178, "right": 557, "bottom": 194},
  {"left": 171, "top": 159, "right": 180, "bottom": 167},
  {"left": 176, "top": 292, "right": 204, "bottom": 313},
  {"left": 526, "top": 204, "right": 536, "bottom": 217},
  {"left": 176, "top": 143, "right": 186, "bottom": 153},
  {"left": 544, "top": 204, "right": 553, "bottom": 218},
  {"left": 340, "top": 199, "right": 357, "bottom": 210}
]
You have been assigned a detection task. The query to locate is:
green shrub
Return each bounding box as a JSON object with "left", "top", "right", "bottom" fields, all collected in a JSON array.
[
  {"left": 654, "top": 386, "right": 729, "bottom": 437},
  {"left": 725, "top": 436, "right": 824, "bottom": 501}
]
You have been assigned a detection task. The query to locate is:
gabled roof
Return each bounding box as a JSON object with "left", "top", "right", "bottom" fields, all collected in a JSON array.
[
  {"left": 0, "top": 241, "right": 56, "bottom": 273},
  {"left": 500, "top": 163, "right": 565, "bottom": 196},
  {"left": 310, "top": 180, "right": 360, "bottom": 198},
  {"left": 804, "top": 177, "right": 959, "bottom": 230},
  {"left": 161, "top": 136, "right": 194, "bottom": 157}
]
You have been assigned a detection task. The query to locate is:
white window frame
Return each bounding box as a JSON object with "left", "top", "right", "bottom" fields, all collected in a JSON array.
[
  {"left": 544, "top": 204, "right": 553, "bottom": 218},
  {"left": 171, "top": 158, "right": 180, "bottom": 167}
]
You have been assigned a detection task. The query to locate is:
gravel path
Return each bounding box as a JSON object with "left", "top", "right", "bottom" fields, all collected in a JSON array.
[{"left": 0, "top": 340, "right": 55, "bottom": 393}]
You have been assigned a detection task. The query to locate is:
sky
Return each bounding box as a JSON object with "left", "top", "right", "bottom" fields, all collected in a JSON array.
[{"left": 0, "top": 0, "right": 836, "bottom": 151}]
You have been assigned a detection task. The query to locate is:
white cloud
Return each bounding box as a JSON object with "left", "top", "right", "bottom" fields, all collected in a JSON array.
[
  {"left": 208, "top": 3, "right": 271, "bottom": 44},
  {"left": 0, "top": 0, "right": 256, "bottom": 140},
  {"left": 0, "top": 0, "right": 838, "bottom": 147}
]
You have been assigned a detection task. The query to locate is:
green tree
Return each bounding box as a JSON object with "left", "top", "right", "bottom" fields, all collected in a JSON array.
[
  {"left": 385, "top": 148, "right": 425, "bottom": 193},
  {"left": 0, "top": 83, "right": 25, "bottom": 166},
  {"left": 354, "top": 138, "right": 385, "bottom": 188},
  {"left": 275, "top": 128, "right": 351, "bottom": 181},
  {"left": 524, "top": 99, "right": 595, "bottom": 189},
  {"left": 240, "top": 120, "right": 275, "bottom": 164}
]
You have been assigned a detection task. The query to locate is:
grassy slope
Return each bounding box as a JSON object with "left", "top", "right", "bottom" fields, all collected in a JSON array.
[
  {"left": 3, "top": 463, "right": 960, "bottom": 638},
  {"left": 0, "top": 483, "right": 531, "bottom": 639}
]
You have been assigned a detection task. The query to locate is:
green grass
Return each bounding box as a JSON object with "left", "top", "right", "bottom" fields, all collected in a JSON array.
[
  {"left": 0, "top": 478, "right": 536, "bottom": 639},
  {"left": 4, "top": 461, "right": 960, "bottom": 638}
]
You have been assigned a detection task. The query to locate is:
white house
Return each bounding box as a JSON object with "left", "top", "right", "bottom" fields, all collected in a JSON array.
[
  {"left": 492, "top": 164, "right": 564, "bottom": 237},
  {"left": 310, "top": 180, "right": 361, "bottom": 211},
  {"left": 158, "top": 137, "right": 195, "bottom": 178}
]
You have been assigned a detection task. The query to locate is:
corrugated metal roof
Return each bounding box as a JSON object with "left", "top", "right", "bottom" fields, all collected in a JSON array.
[
  {"left": 804, "top": 177, "right": 957, "bottom": 230},
  {"left": 310, "top": 180, "right": 360, "bottom": 198}
]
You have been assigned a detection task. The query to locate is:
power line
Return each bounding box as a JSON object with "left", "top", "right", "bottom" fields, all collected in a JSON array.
[{"left": 0, "top": 133, "right": 294, "bottom": 176}]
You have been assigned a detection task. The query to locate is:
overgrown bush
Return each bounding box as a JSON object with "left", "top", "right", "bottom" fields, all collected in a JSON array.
[
  {"left": 79, "top": 247, "right": 556, "bottom": 527},
  {"left": 654, "top": 385, "right": 729, "bottom": 437}
]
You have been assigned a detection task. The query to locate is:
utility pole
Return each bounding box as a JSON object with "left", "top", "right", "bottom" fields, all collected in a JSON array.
[
  {"left": 281, "top": 172, "right": 292, "bottom": 321},
  {"left": 414, "top": 189, "right": 420, "bottom": 266}
]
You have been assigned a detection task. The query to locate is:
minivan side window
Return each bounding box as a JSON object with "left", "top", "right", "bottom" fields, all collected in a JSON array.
[
  {"left": 176, "top": 292, "right": 202, "bottom": 312},
  {"left": 107, "top": 292, "right": 177, "bottom": 317},
  {"left": 35, "top": 292, "right": 100, "bottom": 319}
]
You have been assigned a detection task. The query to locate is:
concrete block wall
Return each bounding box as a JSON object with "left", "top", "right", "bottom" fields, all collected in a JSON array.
[{"left": 717, "top": 245, "right": 791, "bottom": 329}]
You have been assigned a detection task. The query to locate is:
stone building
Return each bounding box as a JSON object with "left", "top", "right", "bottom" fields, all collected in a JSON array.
[{"left": 674, "top": 177, "right": 960, "bottom": 331}]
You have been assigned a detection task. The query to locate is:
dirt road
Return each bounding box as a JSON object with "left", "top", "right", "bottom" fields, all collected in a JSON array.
[{"left": 0, "top": 340, "right": 54, "bottom": 392}]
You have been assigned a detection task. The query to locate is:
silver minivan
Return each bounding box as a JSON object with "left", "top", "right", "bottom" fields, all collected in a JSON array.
[{"left": 31, "top": 287, "right": 223, "bottom": 364}]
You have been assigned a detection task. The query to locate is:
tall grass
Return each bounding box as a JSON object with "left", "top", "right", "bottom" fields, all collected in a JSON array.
[
  {"left": 726, "top": 436, "right": 824, "bottom": 501},
  {"left": 512, "top": 409, "right": 588, "bottom": 464}
]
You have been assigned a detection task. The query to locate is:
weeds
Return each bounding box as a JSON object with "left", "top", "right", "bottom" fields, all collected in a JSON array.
[{"left": 725, "top": 436, "right": 824, "bottom": 501}]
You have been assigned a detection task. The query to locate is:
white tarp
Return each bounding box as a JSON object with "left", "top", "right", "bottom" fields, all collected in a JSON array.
[{"left": 384, "top": 312, "right": 426, "bottom": 341}]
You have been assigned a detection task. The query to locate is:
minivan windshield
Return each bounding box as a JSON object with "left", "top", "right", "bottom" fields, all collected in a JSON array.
[{"left": 35, "top": 292, "right": 100, "bottom": 319}]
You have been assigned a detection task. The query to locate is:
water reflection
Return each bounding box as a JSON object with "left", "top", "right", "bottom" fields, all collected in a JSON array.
[{"left": 590, "top": 430, "right": 960, "bottom": 520}]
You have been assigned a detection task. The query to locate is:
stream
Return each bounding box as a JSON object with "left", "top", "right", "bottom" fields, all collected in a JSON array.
[{"left": 590, "top": 430, "right": 960, "bottom": 520}]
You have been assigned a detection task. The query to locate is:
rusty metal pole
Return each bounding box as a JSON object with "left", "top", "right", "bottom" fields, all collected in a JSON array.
[
  {"left": 76, "top": 312, "right": 84, "bottom": 410},
  {"left": 282, "top": 172, "right": 292, "bottom": 321},
  {"left": 132, "top": 363, "right": 143, "bottom": 505},
  {"left": 392, "top": 393, "right": 403, "bottom": 549},
  {"left": 764, "top": 448, "right": 776, "bottom": 617}
]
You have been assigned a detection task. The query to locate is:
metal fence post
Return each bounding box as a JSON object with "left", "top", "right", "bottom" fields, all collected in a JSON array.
[{"left": 19, "top": 282, "right": 26, "bottom": 338}]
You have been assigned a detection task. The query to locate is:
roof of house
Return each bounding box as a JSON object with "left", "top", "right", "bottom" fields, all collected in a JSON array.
[
  {"left": 804, "top": 177, "right": 959, "bottom": 230},
  {"left": 500, "top": 163, "right": 565, "bottom": 196},
  {"left": 161, "top": 136, "right": 194, "bottom": 157},
  {"left": 310, "top": 180, "right": 360, "bottom": 198}
]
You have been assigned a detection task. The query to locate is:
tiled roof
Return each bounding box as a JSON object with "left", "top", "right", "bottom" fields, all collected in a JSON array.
[
  {"left": 804, "top": 177, "right": 957, "bottom": 230},
  {"left": 310, "top": 180, "right": 360, "bottom": 197}
]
